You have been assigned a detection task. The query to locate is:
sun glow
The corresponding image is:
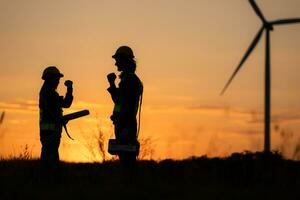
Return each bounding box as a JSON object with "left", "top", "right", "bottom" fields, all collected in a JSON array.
[{"left": 1, "top": 0, "right": 300, "bottom": 162}]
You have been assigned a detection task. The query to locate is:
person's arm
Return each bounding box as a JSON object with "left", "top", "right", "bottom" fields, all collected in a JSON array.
[
  {"left": 61, "top": 80, "right": 73, "bottom": 108},
  {"left": 107, "top": 73, "right": 120, "bottom": 103},
  {"left": 107, "top": 85, "right": 120, "bottom": 104}
]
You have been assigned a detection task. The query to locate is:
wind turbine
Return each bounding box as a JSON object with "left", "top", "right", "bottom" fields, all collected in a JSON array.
[{"left": 221, "top": 0, "right": 300, "bottom": 152}]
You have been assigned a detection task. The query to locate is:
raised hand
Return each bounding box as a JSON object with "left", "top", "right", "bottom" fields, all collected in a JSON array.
[
  {"left": 107, "top": 73, "right": 117, "bottom": 85},
  {"left": 64, "top": 80, "right": 73, "bottom": 88}
]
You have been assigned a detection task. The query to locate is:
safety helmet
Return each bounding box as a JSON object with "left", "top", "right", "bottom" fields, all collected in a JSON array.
[
  {"left": 112, "top": 46, "right": 135, "bottom": 59},
  {"left": 42, "top": 66, "right": 64, "bottom": 80}
]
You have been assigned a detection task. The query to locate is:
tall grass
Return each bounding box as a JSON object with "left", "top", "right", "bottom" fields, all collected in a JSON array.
[
  {"left": 0, "top": 144, "right": 33, "bottom": 161},
  {"left": 81, "top": 119, "right": 155, "bottom": 162},
  {"left": 274, "top": 124, "right": 300, "bottom": 160},
  {"left": 138, "top": 136, "right": 155, "bottom": 160},
  {"left": 0, "top": 151, "right": 299, "bottom": 199}
]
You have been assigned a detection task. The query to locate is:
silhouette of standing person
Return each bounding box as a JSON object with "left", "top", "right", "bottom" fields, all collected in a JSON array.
[
  {"left": 39, "top": 66, "right": 73, "bottom": 180},
  {"left": 107, "top": 46, "right": 143, "bottom": 165}
]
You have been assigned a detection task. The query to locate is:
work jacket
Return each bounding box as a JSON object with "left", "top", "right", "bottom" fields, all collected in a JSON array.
[
  {"left": 108, "top": 72, "right": 143, "bottom": 129},
  {"left": 39, "top": 83, "right": 73, "bottom": 134}
]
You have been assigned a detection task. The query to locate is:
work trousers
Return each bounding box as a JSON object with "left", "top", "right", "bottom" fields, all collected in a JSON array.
[
  {"left": 114, "top": 122, "right": 138, "bottom": 165},
  {"left": 40, "top": 130, "right": 61, "bottom": 181}
]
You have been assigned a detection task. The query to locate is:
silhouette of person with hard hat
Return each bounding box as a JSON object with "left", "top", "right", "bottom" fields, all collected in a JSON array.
[
  {"left": 107, "top": 46, "right": 143, "bottom": 165},
  {"left": 39, "top": 66, "right": 73, "bottom": 180}
]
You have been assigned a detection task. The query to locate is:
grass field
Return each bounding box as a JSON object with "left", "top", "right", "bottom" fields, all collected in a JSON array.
[{"left": 0, "top": 151, "right": 299, "bottom": 199}]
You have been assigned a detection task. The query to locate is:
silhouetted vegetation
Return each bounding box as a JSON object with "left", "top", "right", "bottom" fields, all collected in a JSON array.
[
  {"left": 274, "top": 124, "right": 300, "bottom": 160},
  {"left": 0, "top": 151, "right": 299, "bottom": 199},
  {"left": 80, "top": 120, "right": 155, "bottom": 162}
]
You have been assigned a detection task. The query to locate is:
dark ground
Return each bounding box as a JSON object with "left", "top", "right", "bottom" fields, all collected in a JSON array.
[{"left": 0, "top": 151, "right": 299, "bottom": 200}]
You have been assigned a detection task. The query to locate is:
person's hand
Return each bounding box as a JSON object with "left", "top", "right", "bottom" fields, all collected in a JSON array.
[
  {"left": 64, "top": 80, "right": 73, "bottom": 88},
  {"left": 107, "top": 73, "right": 116, "bottom": 85}
]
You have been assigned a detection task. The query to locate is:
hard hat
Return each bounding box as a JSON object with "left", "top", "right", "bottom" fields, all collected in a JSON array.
[
  {"left": 112, "top": 46, "right": 135, "bottom": 59},
  {"left": 42, "top": 66, "right": 64, "bottom": 80}
]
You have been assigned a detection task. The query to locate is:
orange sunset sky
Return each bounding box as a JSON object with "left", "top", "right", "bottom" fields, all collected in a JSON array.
[{"left": 1, "top": 0, "right": 300, "bottom": 162}]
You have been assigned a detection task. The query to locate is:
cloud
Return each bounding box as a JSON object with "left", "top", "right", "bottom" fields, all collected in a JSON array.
[
  {"left": 228, "top": 127, "right": 262, "bottom": 135},
  {"left": 144, "top": 104, "right": 256, "bottom": 119},
  {"left": 144, "top": 104, "right": 300, "bottom": 126},
  {"left": 186, "top": 105, "right": 252, "bottom": 116},
  {"left": 8, "top": 119, "right": 23, "bottom": 125},
  {"left": 0, "top": 100, "right": 38, "bottom": 113},
  {"left": 272, "top": 113, "right": 300, "bottom": 124},
  {"left": 17, "top": 100, "right": 38, "bottom": 107},
  {"left": 247, "top": 111, "right": 300, "bottom": 125},
  {"left": 0, "top": 100, "right": 111, "bottom": 115},
  {"left": 71, "top": 101, "right": 110, "bottom": 110}
]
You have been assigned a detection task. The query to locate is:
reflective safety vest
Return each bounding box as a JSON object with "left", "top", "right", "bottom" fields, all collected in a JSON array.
[
  {"left": 40, "top": 122, "right": 60, "bottom": 131},
  {"left": 112, "top": 95, "right": 141, "bottom": 115},
  {"left": 112, "top": 76, "right": 143, "bottom": 115},
  {"left": 39, "top": 110, "right": 61, "bottom": 131},
  {"left": 113, "top": 104, "right": 121, "bottom": 113}
]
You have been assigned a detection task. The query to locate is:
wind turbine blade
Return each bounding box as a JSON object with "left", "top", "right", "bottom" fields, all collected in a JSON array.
[
  {"left": 271, "top": 18, "right": 300, "bottom": 25},
  {"left": 249, "top": 0, "right": 267, "bottom": 24},
  {"left": 0, "top": 111, "right": 5, "bottom": 124},
  {"left": 220, "top": 27, "right": 264, "bottom": 95}
]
